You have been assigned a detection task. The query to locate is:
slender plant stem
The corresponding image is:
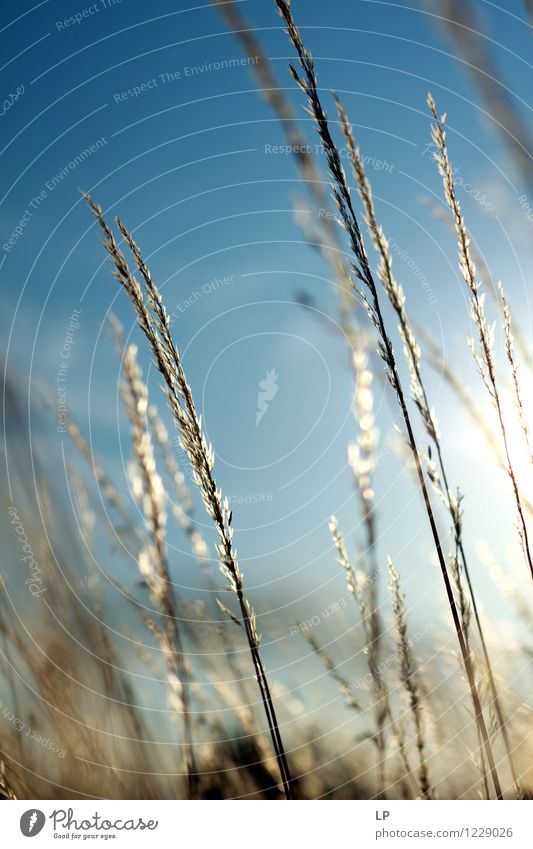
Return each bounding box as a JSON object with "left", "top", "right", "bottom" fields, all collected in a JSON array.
[
  {"left": 84, "top": 193, "right": 294, "bottom": 800},
  {"left": 429, "top": 98, "right": 533, "bottom": 585},
  {"left": 274, "top": 0, "right": 503, "bottom": 799}
]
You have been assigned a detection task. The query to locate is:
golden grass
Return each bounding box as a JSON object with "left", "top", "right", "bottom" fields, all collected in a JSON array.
[{"left": 1, "top": 0, "right": 532, "bottom": 803}]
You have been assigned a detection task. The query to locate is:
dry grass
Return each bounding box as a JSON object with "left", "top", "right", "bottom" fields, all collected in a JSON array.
[
  {"left": 83, "top": 195, "right": 294, "bottom": 799},
  {"left": 429, "top": 95, "right": 533, "bottom": 586},
  {"left": 118, "top": 332, "right": 197, "bottom": 796},
  {"left": 274, "top": 0, "right": 503, "bottom": 799},
  {"left": 330, "top": 516, "right": 413, "bottom": 798},
  {"left": 388, "top": 560, "right": 433, "bottom": 800},
  {"left": 1, "top": 0, "right": 532, "bottom": 803},
  {"left": 335, "top": 92, "right": 520, "bottom": 795}
]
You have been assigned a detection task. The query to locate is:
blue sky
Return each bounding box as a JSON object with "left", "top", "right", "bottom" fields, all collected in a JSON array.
[{"left": 2, "top": 0, "right": 533, "bottom": 683}]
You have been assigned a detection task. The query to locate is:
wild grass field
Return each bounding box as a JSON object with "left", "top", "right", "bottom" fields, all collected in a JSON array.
[{"left": 1, "top": 0, "right": 533, "bottom": 800}]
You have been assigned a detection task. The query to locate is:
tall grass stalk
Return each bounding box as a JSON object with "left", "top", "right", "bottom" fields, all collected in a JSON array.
[
  {"left": 119, "top": 339, "right": 197, "bottom": 796},
  {"left": 429, "top": 95, "right": 533, "bottom": 587},
  {"left": 415, "top": 323, "right": 533, "bottom": 521},
  {"left": 213, "top": 0, "right": 357, "bottom": 339},
  {"left": 147, "top": 402, "right": 210, "bottom": 566},
  {"left": 421, "top": 196, "right": 533, "bottom": 372},
  {"left": 304, "top": 631, "right": 361, "bottom": 711},
  {"left": 335, "top": 99, "right": 521, "bottom": 795},
  {"left": 388, "top": 560, "right": 433, "bottom": 799},
  {"left": 146, "top": 388, "right": 277, "bottom": 790},
  {"left": 83, "top": 193, "right": 294, "bottom": 800},
  {"left": 330, "top": 517, "right": 414, "bottom": 797},
  {"left": 499, "top": 282, "right": 533, "bottom": 466},
  {"left": 426, "top": 0, "right": 533, "bottom": 190},
  {"left": 345, "top": 340, "right": 391, "bottom": 796},
  {"left": 0, "top": 759, "right": 16, "bottom": 800},
  {"left": 274, "top": 0, "right": 502, "bottom": 799}
]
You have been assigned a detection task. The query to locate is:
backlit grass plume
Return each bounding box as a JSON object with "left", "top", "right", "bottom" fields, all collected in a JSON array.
[
  {"left": 335, "top": 97, "right": 520, "bottom": 795},
  {"left": 274, "top": 0, "right": 502, "bottom": 800},
  {"left": 330, "top": 516, "right": 413, "bottom": 797},
  {"left": 499, "top": 281, "right": 533, "bottom": 466},
  {"left": 118, "top": 335, "right": 198, "bottom": 797},
  {"left": 83, "top": 192, "right": 294, "bottom": 800},
  {"left": 428, "top": 94, "right": 533, "bottom": 586},
  {"left": 388, "top": 560, "right": 433, "bottom": 800}
]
